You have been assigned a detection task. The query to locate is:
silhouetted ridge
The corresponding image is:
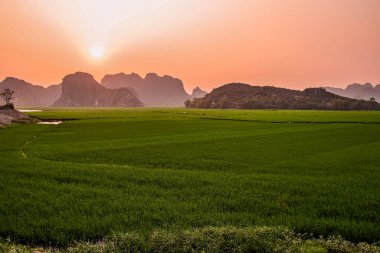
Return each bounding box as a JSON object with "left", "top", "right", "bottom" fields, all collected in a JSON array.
[
  {"left": 190, "top": 86, "right": 208, "bottom": 99},
  {"left": 54, "top": 72, "right": 142, "bottom": 107},
  {"left": 0, "top": 77, "right": 61, "bottom": 106},
  {"left": 101, "top": 72, "right": 189, "bottom": 106},
  {"left": 324, "top": 83, "right": 380, "bottom": 101},
  {"left": 186, "top": 83, "right": 380, "bottom": 110}
]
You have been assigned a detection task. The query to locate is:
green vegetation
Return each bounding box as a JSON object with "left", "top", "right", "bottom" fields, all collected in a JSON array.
[
  {"left": 1, "top": 108, "right": 380, "bottom": 248},
  {"left": 2, "top": 227, "right": 380, "bottom": 252}
]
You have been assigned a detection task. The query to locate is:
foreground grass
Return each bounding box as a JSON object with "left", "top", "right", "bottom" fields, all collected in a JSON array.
[
  {"left": 1, "top": 227, "right": 380, "bottom": 253},
  {"left": 1, "top": 108, "right": 380, "bottom": 247}
]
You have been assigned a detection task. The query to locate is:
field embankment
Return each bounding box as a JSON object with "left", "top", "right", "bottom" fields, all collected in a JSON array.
[
  {"left": 2, "top": 227, "right": 380, "bottom": 253},
  {"left": 0, "top": 108, "right": 34, "bottom": 126}
]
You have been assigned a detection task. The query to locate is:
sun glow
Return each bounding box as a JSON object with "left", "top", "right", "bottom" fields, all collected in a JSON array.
[{"left": 89, "top": 45, "right": 104, "bottom": 59}]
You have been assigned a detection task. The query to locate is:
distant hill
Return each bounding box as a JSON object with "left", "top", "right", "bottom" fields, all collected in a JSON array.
[
  {"left": 101, "top": 72, "right": 190, "bottom": 106},
  {"left": 0, "top": 77, "right": 61, "bottom": 106},
  {"left": 186, "top": 83, "right": 380, "bottom": 110},
  {"left": 54, "top": 72, "right": 143, "bottom": 107},
  {"left": 190, "top": 86, "right": 208, "bottom": 99},
  {"left": 324, "top": 83, "right": 380, "bottom": 102}
]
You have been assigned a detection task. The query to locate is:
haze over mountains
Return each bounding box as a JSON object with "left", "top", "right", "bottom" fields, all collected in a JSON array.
[
  {"left": 0, "top": 77, "right": 61, "bottom": 106},
  {"left": 0, "top": 72, "right": 208, "bottom": 107},
  {"left": 101, "top": 73, "right": 191, "bottom": 106},
  {"left": 1, "top": 73, "right": 379, "bottom": 110},
  {"left": 189, "top": 87, "right": 208, "bottom": 100},
  {"left": 54, "top": 72, "right": 143, "bottom": 107},
  {"left": 324, "top": 83, "right": 380, "bottom": 102}
]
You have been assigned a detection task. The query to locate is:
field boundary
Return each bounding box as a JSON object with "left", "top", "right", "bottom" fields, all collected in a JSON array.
[
  {"left": 1, "top": 226, "right": 380, "bottom": 252},
  {"left": 199, "top": 116, "right": 380, "bottom": 124}
]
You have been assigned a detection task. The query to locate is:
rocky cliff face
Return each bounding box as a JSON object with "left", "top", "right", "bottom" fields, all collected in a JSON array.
[
  {"left": 54, "top": 72, "right": 143, "bottom": 107},
  {"left": 101, "top": 72, "right": 189, "bottom": 106},
  {"left": 0, "top": 77, "right": 61, "bottom": 106},
  {"left": 0, "top": 109, "right": 33, "bottom": 127}
]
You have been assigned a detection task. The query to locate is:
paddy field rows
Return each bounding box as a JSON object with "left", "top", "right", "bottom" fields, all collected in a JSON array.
[{"left": 0, "top": 108, "right": 379, "bottom": 246}]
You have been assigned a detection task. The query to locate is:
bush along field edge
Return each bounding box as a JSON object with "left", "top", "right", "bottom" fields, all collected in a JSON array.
[{"left": 1, "top": 226, "right": 380, "bottom": 253}]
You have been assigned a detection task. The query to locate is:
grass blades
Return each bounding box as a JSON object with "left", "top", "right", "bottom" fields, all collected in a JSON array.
[{"left": 0, "top": 109, "right": 379, "bottom": 247}]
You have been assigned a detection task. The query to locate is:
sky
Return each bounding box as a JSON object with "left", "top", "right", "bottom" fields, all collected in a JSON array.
[{"left": 0, "top": 0, "right": 379, "bottom": 92}]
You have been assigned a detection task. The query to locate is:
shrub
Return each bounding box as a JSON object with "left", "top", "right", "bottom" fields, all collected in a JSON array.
[{"left": 2, "top": 227, "right": 380, "bottom": 253}]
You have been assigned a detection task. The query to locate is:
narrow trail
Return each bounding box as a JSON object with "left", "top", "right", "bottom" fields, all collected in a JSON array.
[{"left": 18, "top": 126, "right": 53, "bottom": 159}]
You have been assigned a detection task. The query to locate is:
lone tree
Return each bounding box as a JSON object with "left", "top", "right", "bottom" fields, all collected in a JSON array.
[
  {"left": 0, "top": 88, "right": 15, "bottom": 107},
  {"left": 184, "top": 99, "right": 192, "bottom": 108}
]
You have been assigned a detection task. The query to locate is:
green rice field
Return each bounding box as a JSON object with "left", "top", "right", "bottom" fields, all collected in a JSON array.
[{"left": 0, "top": 108, "right": 379, "bottom": 246}]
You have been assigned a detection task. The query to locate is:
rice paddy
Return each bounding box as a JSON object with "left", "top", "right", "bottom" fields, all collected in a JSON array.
[{"left": 0, "top": 108, "right": 379, "bottom": 247}]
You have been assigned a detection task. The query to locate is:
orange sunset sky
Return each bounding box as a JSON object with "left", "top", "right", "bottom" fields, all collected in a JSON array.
[{"left": 1, "top": 0, "right": 379, "bottom": 92}]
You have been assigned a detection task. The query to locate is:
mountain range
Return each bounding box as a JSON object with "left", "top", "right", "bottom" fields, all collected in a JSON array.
[
  {"left": 101, "top": 72, "right": 191, "bottom": 106},
  {"left": 324, "top": 83, "right": 380, "bottom": 102},
  {"left": 1, "top": 74, "right": 379, "bottom": 110},
  {"left": 0, "top": 72, "right": 208, "bottom": 107},
  {"left": 54, "top": 72, "right": 143, "bottom": 107},
  {"left": 0, "top": 77, "right": 61, "bottom": 106},
  {"left": 186, "top": 83, "right": 380, "bottom": 110}
]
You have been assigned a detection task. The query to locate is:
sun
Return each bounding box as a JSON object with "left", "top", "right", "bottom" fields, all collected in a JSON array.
[{"left": 89, "top": 45, "right": 104, "bottom": 59}]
